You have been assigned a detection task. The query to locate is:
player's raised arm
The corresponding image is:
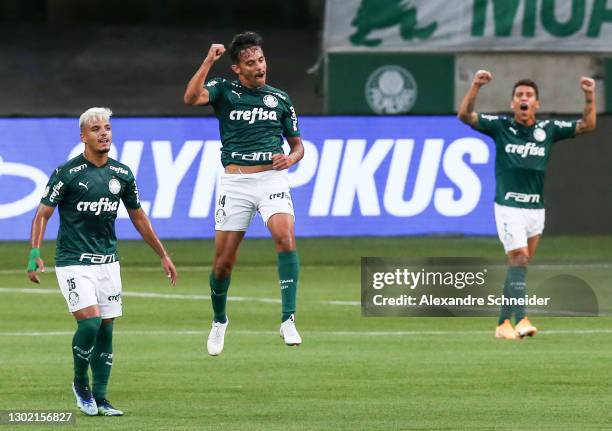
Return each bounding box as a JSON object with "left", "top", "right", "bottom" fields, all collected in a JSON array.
[
  {"left": 457, "top": 70, "right": 492, "bottom": 127},
  {"left": 127, "top": 208, "right": 177, "bottom": 285},
  {"left": 27, "top": 204, "right": 55, "bottom": 283},
  {"left": 575, "top": 76, "right": 596, "bottom": 135},
  {"left": 183, "top": 43, "right": 226, "bottom": 106}
]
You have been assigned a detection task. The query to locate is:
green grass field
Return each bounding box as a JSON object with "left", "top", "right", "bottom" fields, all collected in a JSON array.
[{"left": 1, "top": 236, "right": 611, "bottom": 430}]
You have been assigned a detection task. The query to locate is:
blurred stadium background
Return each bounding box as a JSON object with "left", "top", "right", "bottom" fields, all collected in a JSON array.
[{"left": 1, "top": 1, "right": 611, "bottom": 429}]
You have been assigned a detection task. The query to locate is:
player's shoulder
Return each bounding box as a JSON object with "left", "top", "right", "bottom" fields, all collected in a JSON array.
[
  {"left": 262, "top": 84, "right": 293, "bottom": 104},
  {"left": 545, "top": 118, "right": 575, "bottom": 130},
  {"left": 205, "top": 77, "right": 230, "bottom": 91},
  {"left": 107, "top": 157, "right": 135, "bottom": 180},
  {"left": 479, "top": 113, "right": 508, "bottom": 123},
  {"left": 53, "top": 154, "right": 88, "bottom": 181}
]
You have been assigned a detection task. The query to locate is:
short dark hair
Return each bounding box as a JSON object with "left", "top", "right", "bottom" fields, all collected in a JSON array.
[
  {"left": 512, "top": 79, "right": 539, "bottom": 99},
  {"left": 229, "top": 32, "right": 263, "bottom": 64}
]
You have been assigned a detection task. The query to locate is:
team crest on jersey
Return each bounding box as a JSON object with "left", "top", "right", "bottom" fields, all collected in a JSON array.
[
  {"left": 69, "top": 291, "right": 80, "bottom": 306},
  {"left": 215, "top": 209, "right": 226, "bottom": 225},
  {"left": 108, "top": 178, "right": 121, "bottom": 195},
  {"left": 263, "top": 94, "right": 278, "bottom": 108},
  {"left": 533, "top": 128, "right": 546, "bottom": 142}
]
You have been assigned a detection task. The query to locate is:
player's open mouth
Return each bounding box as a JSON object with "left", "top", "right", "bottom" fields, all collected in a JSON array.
[
  {"left": 98, "top": 139, "right": 110, "bottom": 144},
  {"left": 520, "top": 103, "right": 528, "bottom": 111},
  {"left": 255, "top": 72, "right": 265, "bottom": 79}
]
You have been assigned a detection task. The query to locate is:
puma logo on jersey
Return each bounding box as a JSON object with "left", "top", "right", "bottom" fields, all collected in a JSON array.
[
  {"left": 508, "top": 127, "right": 517, "bottom": 135},
  {"left": 229, "top": 108, "right": 278, "bottom": 124},
  {"left": 505, "top": 142, "right": 545, "bottom": 158},
  {"left": 231, "top": 90, "right": 242, "bottom": 98},
  {"left": 78, "top": 181, "right": 89, "bottom": 190},
  {"left": 77, "top": 197, "right": 119, "bottom": 215}
]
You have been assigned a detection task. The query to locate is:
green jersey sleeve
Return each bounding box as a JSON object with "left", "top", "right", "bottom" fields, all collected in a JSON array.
[
  {"left": 550, "top": 119, "right": 577, "bottom": 142},
  {"left": 204, "top": 77, "right": 226, "bottom": 106},
  {"left": 121, "top": 174, "right": 141, "bottom": 210},
  {"left": 472, "top": 113, "right": 502, "bottom": 137},
  {"left": 281, "top": 95, "right": 300, "bottom": 138},
  {"left": 40, "top": 167, "right": 67, "bottom": 207}
]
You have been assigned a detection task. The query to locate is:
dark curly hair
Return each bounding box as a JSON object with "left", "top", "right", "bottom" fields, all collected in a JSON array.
[{"left": 229, "top": 32, "right": 264, "bottom": 64}]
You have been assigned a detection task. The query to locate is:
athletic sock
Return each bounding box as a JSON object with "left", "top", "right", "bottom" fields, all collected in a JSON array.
[
  {"left": 278, "top": 250, "right": 299, "bottom": 322},
  {"left": 210, "top": 273, "right": 230, "bottom": 324},
  {"left": 91, "top": 321, "right": 114, "bottom": 402},
  {"left": 497, "top": 280, "right": 513, "bottom": 325},
  {"left": 507, "top": 266, "right": 528, "bottom": 323},
  {"left": 72, "top": 316, "right": 101, "bottom": 386}
]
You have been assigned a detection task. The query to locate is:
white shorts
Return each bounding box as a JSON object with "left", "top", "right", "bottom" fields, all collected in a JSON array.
[
  {"left": 215, "top": 170, "right": 294, "bottom": 231},
  {"left": 494, "top": 203, "right": 545, "bottom": 253},
  {"left": 55, "top": 262, "right": 123, "bottom": 318}
]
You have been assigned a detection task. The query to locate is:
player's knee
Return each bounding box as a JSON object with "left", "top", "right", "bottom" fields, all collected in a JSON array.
[
  {"left": 509, "top": 253, "right": 530, "bottom": 267},
  {"left": 273, "top": 234, "right": 294, "bottom": 252},
  {"left": 77, "top": 316, "right": 102, "bottom": 338},
  {"left": 213, "top": 257, "right": 235, "bottom": 278}
]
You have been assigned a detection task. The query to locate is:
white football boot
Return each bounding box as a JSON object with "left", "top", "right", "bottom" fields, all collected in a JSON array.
[
  {"left": 72, "top": 383, "right": 98, "bottom": 416},
  {"left": 207, "top": 317, "right": 229, "bottom": 356},
  {"left": 280, "top": 314, "right": 302, "bottom": 346}
]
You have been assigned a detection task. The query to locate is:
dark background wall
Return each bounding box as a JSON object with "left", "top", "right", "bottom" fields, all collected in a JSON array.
[
  {"left": 0, "top": 0, "right": 325, "bottom": 116},
  {"left": 545, "top": 116, "right": 611, "bottom": 234}
]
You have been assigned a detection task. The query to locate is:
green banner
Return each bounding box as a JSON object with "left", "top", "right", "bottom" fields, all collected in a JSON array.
[
  {"left": 326, "top": 53, "right": 454, "bottom": 114},
  {"left": 325, "top": 0, "right": 612, "bottom": 52}
]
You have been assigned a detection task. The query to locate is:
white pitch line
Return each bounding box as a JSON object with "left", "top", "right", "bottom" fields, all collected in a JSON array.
[
  {"left": 0, "top": 287, "right": 359, "bottom": 306},
  {"left": 1, "top": 329, "right": 612, "bottom": 337},
  {"left": 1, "top": 261, "right": 610, "bottom": 276},
  {"left": 3, "top": 288, "right": 612, "bottom": 314},
  {"left": 0, "top": 264, "right": 345, "bottom": 275},
  {"left": 0, "top": 287, "right": 281, "bottom": 304}
]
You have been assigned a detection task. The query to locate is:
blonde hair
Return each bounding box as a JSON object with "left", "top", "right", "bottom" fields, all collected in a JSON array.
[{"left": 79, "top": 107, "right": 113, "bottom": 130}]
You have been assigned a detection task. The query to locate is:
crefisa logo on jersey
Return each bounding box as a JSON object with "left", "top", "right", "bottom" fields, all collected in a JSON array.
[
  {"left": 365, "top": 65, "right": 417, "bottom": 114},
  {"left": 263, "top": 95, "right": 278, "bottom": 108},
  {"left": 108, "top": 178, "right": 121, "bottom": 195}
]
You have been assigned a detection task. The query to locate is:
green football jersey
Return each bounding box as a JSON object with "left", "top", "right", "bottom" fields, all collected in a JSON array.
[
  {"left": 40, "top": 153, "right": 141, "bottom": 267},
  {"left": 205, "top": 77, "right": 300, "bottom": 167},
  {"left": 473, "top": 114, "right": 577, "bottom": 209}
]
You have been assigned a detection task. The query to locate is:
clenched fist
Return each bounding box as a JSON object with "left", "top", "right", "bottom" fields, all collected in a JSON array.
[
  {"left": 580, "top": 76, "right": 595, "bottom": 95},
  {"left": 204, "top": 44, "right": 226, "bottom": 64},
  {"left": 473, "top": 70, "right": 493, "bottom": 87}
]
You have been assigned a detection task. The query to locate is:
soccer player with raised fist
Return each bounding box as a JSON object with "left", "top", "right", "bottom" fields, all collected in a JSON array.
[
  {"left": 458, "top": 71, "right": 596, "bottom": 339},
  {"left": 184, "top": 32, "right": 304, "bottom": 355}
]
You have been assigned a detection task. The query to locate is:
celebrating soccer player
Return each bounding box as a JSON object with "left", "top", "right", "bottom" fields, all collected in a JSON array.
[
  {"left": 458, "top": 70, "right": 596, "bottom": 339},
  {"left": 27, "top": 107, "right": 178, "bottom": 416},
  {"left": 184, "top": 32, "right": 304, "bottom": 355}
]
